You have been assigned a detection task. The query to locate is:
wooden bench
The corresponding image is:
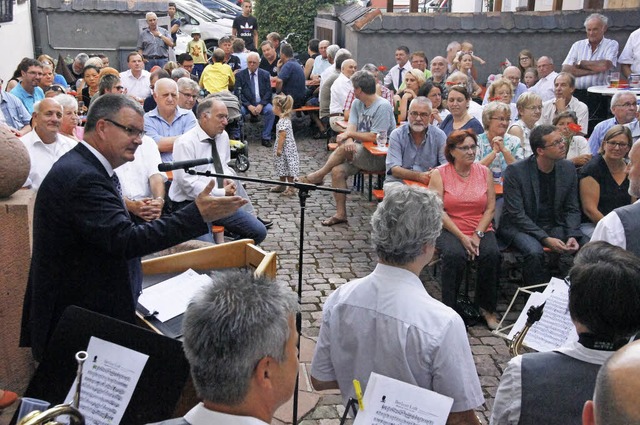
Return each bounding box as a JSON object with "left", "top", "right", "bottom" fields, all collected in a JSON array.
[{"left": 293, "top": 105, "right": 320, "bottom": 113}]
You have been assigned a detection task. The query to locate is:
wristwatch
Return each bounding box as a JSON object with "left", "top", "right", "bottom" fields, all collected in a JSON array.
[{"left": 474, "top": 230, "right": 485, "bottom": 238}]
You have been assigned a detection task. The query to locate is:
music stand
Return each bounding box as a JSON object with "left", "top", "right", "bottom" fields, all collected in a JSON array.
[{"left": 12, "top": 306, "right": 190, "bottom": 425}]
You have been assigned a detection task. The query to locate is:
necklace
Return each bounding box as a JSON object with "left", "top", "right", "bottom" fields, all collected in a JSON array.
[{"left": 454, "top": 167, "right": 471, "bottom": 178}]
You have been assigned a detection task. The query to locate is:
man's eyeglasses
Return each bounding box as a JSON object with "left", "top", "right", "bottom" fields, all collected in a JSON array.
[
  {"left": 605, "top": 141, "right": 630, "bottom": 149},
  {"left": 524, "top": 105, "right": 543, "bottom": 111},
  {"left": 409, "top": 111, "right": 430, "bottom": 119},
  {"left": 614, "top": 102, "right": 636, "bottom": 108},
  {"left": 180, "top": 91, "right": 198, "bottom": 100},
  {"left": 543, "top": 139, "right": 565, "bottom": 149},
  {"left": 104, "top": 118, "right": 145, "bottom": 138}
]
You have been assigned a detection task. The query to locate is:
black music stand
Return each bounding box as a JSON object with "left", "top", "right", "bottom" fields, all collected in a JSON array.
[{"left": 12, "top": 306, "right": 190, "bottom": 425}]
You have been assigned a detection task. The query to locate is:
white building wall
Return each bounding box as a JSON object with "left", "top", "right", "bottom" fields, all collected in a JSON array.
[{"left": 0, "top": 0, "right": 34, "bottom": 83}]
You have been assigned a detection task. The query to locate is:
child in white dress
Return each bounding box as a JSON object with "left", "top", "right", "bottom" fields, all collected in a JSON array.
[{"left": 271, "top": 94, "right": 300, "bottom": 196}]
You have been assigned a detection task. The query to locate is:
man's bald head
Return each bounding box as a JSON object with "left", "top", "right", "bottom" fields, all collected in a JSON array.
[{"left": 584, "top": 340, "right": 640, "bottom": 425}]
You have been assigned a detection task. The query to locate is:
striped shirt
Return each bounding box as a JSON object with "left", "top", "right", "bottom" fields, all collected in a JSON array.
[{"left": 563, "top": 37, "right": 619, "bottom": 89}]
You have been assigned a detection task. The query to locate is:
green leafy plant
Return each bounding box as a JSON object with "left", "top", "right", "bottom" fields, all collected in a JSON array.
[{"left": 254, "top": 0, "right": 342, "bottom": 53}]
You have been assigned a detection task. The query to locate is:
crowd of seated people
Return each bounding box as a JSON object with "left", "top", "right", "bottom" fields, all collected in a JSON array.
[{"left": 3, "top": 10, "right": 640, "bottom": 425}]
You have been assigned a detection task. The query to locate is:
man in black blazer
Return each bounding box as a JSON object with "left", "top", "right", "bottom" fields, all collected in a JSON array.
[
  {"left": 235, "top": 51, "right": 275, "bottom": 147},
  {"left": 20, "top": 94, "right": 247, "bottom": 361},
  {"left": 498, "top": 124, "right": 585, "bottom": 286}
]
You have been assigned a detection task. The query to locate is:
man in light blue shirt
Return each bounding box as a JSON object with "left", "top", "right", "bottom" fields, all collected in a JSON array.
[
  {"left": 385, "top": 97, "right": 447, "bottom": 187},
  {"left": 10, "top": 58, "right": 45, "bottom": 114},
  {"left": 588, "top": 91, "right": 638, "bottom": 155},
  {"left": 0, "top": 89, "right": 32, "bottom": 134}
]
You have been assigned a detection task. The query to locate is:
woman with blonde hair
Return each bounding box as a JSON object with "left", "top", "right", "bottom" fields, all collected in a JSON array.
[
  {"left": 507, "top": 91, "right": 542, "bottom": 157},
  {"left": 394, "top": 69, "right": 426, "bottom": 122}
]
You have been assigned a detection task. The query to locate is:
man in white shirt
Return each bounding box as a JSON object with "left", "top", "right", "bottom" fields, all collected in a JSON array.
[
  {"left": 120, "top": 52, "right": 152, "bottom": 104},
  {"left": 619, "top": 27, "right": 640, "bottom": 79},
  {"left": 311, "top": 185, "right": 484, "bottom": 425},
  {"left": 311, "top": 40, "right": 331, "bottom": 78},
  {"left": 562, "top": 13, "right": 619, "bottom": 132},
  {"left": 591, "top": 141, "right": 640, "bottom": 257},
  {"left": 383, "top": 46, "right": 413, "bottom": 93},
  {"left": 491, "top": 241, "right": 640, "bottom": 425},
  {"left": 21, "top": 98, "right": 75, "bottom": 190},
  {"left": 149, "top": 271, "right": 299, "bottom": 425},
  {"left": 329, "top": 59, "right": 357, "bottom": 133},
  {"left": 529, "top": 56, "right": 558, "bottom": 102},
  {"left": 169, "top": 98, "right": 268, "bottom": 243},
  {"left": 539, "top": 72, "right": 589, "bottom": 131}
]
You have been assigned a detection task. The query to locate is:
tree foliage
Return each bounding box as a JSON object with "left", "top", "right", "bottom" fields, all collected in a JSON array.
[{"left": 254, "top": 0, "right": 339, "bottom": 53}]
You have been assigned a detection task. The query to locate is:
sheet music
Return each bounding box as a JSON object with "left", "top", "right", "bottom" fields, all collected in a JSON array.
[
  {"left": 64, "top": 337, "right": 148, "bottom": 425},
  {"left": 353, "top": 372, "right": 453, "bottom": 425},
  {"left": 507, "top": 277, "right": 578, "bottom": 352},
  {"left": 137, "top": 269, "right": 213, "bottom": 322}
]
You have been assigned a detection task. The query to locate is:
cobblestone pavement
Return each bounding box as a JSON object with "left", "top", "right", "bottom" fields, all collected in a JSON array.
[{"left": 241, "top": 115, "right": 529, "bottom": 425}]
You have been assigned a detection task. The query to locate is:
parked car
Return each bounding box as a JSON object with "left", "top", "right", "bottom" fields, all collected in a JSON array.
[
  {"left": 193, "top": 0, "right": 241, "bottom": 19},
  {"left": 172, "top": 0, "right": 233, "bottom": 54}
]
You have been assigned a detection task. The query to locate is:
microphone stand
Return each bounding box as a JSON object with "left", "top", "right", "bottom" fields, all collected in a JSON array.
[{"left": 184, "top": 168, "right": 350, "bottom": 425}]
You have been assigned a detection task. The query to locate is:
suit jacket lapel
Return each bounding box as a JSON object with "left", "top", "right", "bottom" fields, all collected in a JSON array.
[{"left": 527, "top": 156, "right": 540, "bottom": 219}]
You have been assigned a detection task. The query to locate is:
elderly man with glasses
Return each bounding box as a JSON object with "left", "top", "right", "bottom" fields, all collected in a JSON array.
[
  {"left": 588, "top": 91, "right": 639, "bottom": 154},
  {"left": 529, "top": 56, "right": 558, "bottom": 102}
]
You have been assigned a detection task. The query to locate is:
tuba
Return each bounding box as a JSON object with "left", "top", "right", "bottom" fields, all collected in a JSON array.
[
  {"left": 18, "top": 351, "right": 87, "bottom": 425},
  {"left": 509, "top": 302, "right": 545, "bottom": 357}
]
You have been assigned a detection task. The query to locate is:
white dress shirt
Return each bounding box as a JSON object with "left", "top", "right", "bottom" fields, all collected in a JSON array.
[
  {"left": 329, "top": 73, "right": 352, "bottom": 114},
  {"left": 120, "top": 69, "right": 152, "bottom": 100},
  {"left": 619, "top": 27, "right": 640, "bottom": 74},
  {"left": 590, "top": 200, "right": 640, "bottom": 249},
  {"left": 383, "top": 62, "right": 413, "bottom": 92},
  {"left": 311, "top": 263, "right": 484, "bottom": 413},
  {"left": 21, "top": 130, "right": 76, "bottom": 190},
  {"left": 115, "top": 135, "right": 166, "bottom": 200},
  {"left": 528, "top": 71, "right": 558, "bottom": 102},
  {"left": 183, "top": 403, "right": 269, "bottom": 425}
]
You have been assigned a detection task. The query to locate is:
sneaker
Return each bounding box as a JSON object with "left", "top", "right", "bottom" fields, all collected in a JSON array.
[{"left": 257, "top": 217, "right": 273, "bottom": 228}]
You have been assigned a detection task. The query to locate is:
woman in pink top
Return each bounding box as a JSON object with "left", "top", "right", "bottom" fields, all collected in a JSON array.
[{"left": 429, "top": 129, "right": 500, "bottom": 329}]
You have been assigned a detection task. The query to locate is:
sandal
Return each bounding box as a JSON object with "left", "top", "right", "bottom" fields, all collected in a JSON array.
[
  {"left": 321, "top": 216, "right": 348, "bottom": 227},
  {"left": 283, "top": 188, "right": 297, "bottom": 196},
  {"left": 298, "top": 175, "right": 324, "bottom": 186},
  {"left": 270, "top": 185, "right": 286, "bottom": 193}
]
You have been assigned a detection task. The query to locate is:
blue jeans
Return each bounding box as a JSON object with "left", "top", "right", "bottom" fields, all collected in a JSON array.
[
  {"left": 145, "top": 58, "right": 168, "bottom": 71},
  {"left": 241, "top": 104, "right": 275, "bottom": 141},
  {"left": 197, "top": 210, "right": 267, "bottom": 245}
]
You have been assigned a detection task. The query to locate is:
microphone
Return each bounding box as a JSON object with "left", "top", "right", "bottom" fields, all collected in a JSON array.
[{"left": 158, "top": 157, "right": 214, "bottom": 172}]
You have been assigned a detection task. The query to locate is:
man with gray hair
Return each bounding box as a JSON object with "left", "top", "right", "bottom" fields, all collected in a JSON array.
[
  {"left": 329, "top": 58, "right": 357, "bottom": 133},
  {"left": 588, "top": 91, "right": 639, "bottom": 154},
  {"left": 385, "top": 96, "right": 447, "bottom": 187},
  {"left": 562, "top": 13, "right": 618, "bottom": 132},
  {"left": 319, "top": 44, "right": 341, "bottom": 93},
  {"left": 301, "top": 70, "right": 395, "bottom": 226},
  {"left": 583, "top": 339, "right": 640, "bottom": 425},
  {"left": 169, "top": 98, "right": 269, "bottom": 243},
  {"left": 99, "top": 74, "right": 124, "bottom": 96},
  {"left": 66, "top": 53, "right": 89, "bottom": 88},
  {"left": 311, "top": 40, "right": 332, "bottom": 78},
  {"left": 529, "top": 56, "right": 558, "bottom": 102},
  {"left": 177, "top": 77, "right": 200, "bottom": 113},
  {"left": 311, "top": 185, "right": 484, "bottom": 424},
  {"left": 20, "top": 94, "right": 247, "bottom": 360},
  {"left": 149, "top": 270, "right": 299, "bottom": 425},
  {"left": 137, "top": 12, "right": 174, "bottom": 71}
]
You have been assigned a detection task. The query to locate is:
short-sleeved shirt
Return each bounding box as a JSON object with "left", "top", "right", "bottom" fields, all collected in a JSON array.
[
  {"left": 115, "top": 135, "right": 166, "bottom": 200},
  {"left": 187, "top": 40, "right": 208, "bottom": 64},
  {"left": 385, "top": 123, "right": 447, "bottom": 184},
  {"left": 10, "top": 84, "right": 45, "bottom": 114},
  {"left": 278, "top": 60, "right": 306, "bottom": 107},
  {"left": 137, "top": 27, "right": 172, "bottom": 58},
  {"left": 311, "top": 263, "right": 484, "bottom": 412},
  {"left": 170, "top": 18, "right": 181, "bottom": 44},
  {"left": 225, "top": 55, "right": 242, "bottom": 72},
  {"left": 475, "top": 132, "right": 524, "bottom": 175},
  {"left": 619, "top": 28, "right": 640, "bottom": 74},
  {"left": 232, "top": 15, "right": 258, "bottom": 51},
  {"left": 0, "top": 90, "right": 31, "bottom": 129},
  {"left": 563, "top": 37, "right": 619, "bottom": 89},
  {"left": 579, "top": 154, "right": 631, "bottom": 220},
  {"left": 348, "top": 96, "right": 395, "bottom": 138},
  {"left": 259, "top": 56, "right": 279, "bottom": 77},
  {"left": 21, "top": 130, "right": 76, "bottom": 190}
]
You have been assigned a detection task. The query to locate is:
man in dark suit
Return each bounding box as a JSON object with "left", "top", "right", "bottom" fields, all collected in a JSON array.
[
  {"left": 498, "top": 124, "right": 585, "bottom": 286},
  {"left": 20, "top": 94, "right": 247, "bottom": 361},
  {"left": 235, "top": 51, "right": 275, "bottom": 147}
]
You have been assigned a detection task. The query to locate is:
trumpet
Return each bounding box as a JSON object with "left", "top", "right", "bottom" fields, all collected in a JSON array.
[
  {"left": 509, "top": 302, "right": 545, "bottom": 357},
  {"left": 18, "top": 351, "right": 87, "bottom": 425}
]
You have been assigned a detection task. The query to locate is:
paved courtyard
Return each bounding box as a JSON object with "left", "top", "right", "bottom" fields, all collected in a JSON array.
[{"left": 241, "top": 115, "right": 529, "bottom": 425}]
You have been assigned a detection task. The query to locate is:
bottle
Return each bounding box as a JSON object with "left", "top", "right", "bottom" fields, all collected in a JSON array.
[
  {"left": 491, "top": 161, "right": 502, "bottom": 185},
  {"left": 394, "top": 100, "right": 400, "bottom": 124}
]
